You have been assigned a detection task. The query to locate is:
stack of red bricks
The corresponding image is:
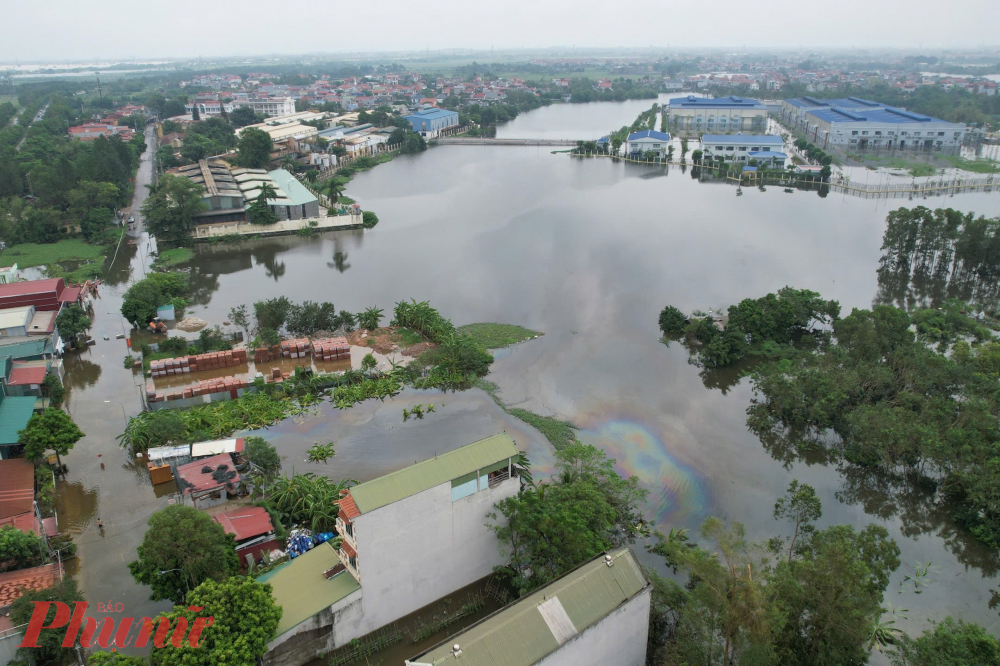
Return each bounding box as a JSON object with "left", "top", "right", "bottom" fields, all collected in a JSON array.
[
  {"left": 280, "top": 338, "right": 312, "bottom": 359},
  {"left": 312, "top": 337, "right": 350, "bottom": 361},
  {"left": 254, "top": 347, "right": 277, "bottom": 364},
  {"left": 146, "top": 376, "right": 251, "bottom": 402},
  {"left": 149, "top": 349, "right": 248, "bottom": 377}
]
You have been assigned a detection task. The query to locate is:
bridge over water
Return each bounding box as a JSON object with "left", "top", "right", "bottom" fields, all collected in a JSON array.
[{"left": 433, "top": 137, "right": 579, "bottom": 147}]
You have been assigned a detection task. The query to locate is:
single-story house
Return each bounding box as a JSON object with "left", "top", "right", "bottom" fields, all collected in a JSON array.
[
  {"left": 0, "top": 563, "right": 62, "bottom": 613},
  {"left": 212, "top": 506, "right": 274, "bottom": 548},
  {"left": 747, "top": 150, "right": 787, "bottom": 167},
  {"left": 0, "top": 394, "right": 37, "bottom": 459},
  {"left": 176, "top": 453, "right": 241, "bottom": 509}
]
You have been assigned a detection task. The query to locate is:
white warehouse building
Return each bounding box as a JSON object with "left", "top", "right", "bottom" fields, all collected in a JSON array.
[
  {"left": 701, "top": 133, "right": 786, "bottom": 166},
  {"left": 667, "top": 95, "right": 768, "bottom": 132},
  {"left": 260, "top": 434, "right": 522, "bottom": 666},
  {"left": 780, "top": 97, "right": 965, "bottom": 151}
]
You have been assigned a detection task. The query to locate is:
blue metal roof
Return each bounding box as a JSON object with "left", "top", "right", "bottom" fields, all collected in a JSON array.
[
  {"left": 787, "top": 97, "right": 956, "bottom": 126},
  {"left": 701, "top": 134, "right": 783, "bottom": 145},
  {"left": 669, "top": 95, "right": 765, "bottom": 109},
  {"left": 627, "top": 129, "right": 671, "bottom": 141},
  {"left": 404, "top": 108, "right": 458, "bottom": 121},
  {"left": 748, "top": 151, "right": 787, "bottom": 158},
  {"left": 743, "top": 166, "right": 758, "bottom": 172}
]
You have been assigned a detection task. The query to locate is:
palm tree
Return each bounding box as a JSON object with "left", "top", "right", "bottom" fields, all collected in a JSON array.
[
  {"left": 304, "top": 169, "right": 319, "bottom": 184},
  {"left": 322, "top": 179, "right": 343, "bottom": 205},
  {"left": 280, "top": 155, "right": 298, "bottom": 172},
  {"left": 257, "top": 182, "right": 277, "bottom": 203}
]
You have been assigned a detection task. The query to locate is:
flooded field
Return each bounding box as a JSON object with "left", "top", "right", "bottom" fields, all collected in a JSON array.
[{"left": 57, "top": 110, "right": 1000, "bottom": 649}]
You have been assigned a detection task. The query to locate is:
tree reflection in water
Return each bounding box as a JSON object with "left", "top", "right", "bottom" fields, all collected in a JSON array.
[{"left": 874, "top": 206, "right": 1000, "bottom": 309}]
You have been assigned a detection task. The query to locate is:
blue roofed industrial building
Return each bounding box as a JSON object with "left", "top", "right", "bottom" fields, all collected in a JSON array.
[
  {"left": 779, "top": 97, "right": 965, "bottom": 150},
  {"left": 403, "top": 108, "right": 459, "bottom": 138},
  {"left": 667, "top": 95, "right": 768, "bottom": 132}
]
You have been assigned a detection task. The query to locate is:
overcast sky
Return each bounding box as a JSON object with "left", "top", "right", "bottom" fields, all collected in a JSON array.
[{"left": 3, "top": 0, "right": 998, "bottom": 63}]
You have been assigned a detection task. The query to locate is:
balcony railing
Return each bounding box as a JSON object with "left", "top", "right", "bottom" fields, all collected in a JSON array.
[{"left": 488, "top": 469, "right": 511, "bottom": 488}]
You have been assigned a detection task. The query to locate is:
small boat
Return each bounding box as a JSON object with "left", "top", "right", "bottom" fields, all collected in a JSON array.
[{"left": 784, "top": 188, "right": 794, "bottom": 193}]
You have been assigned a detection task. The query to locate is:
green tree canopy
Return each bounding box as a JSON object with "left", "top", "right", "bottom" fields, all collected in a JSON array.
[
  {"left": 489, "top": 442, "right": 647, "bottom": 595},
  {"left": 235, "top": 127, "right": 273, "bottom": 168},
  {"left": 56, "top": 303, "right": 91, "bottom": 345},
  {"left": 128, "top": 505, "right": 239, "bottom": 603},
  {"left": 0, "top": 525, "right": 46, "bottom": 572},
  {"left": 658, "top": 305, "right": 687, "bottom": 336},
  {"left": 121, "top": 271, "right": 189, "bottom": 327},
  {"left": 245, "top": 436, "right": 281, "bottom": 478},
  {"left": 19, "top": 407, "right": 84, "bottom": 467},
  {"left": 140, "top": 174, "right": 207, "bottom": 241},
  {"left": 10, "top": 579, "right": 85, "bottom": 665},
  {"left": 890, "top": 617, "right": 1000, "bottom": 666},
  {"left": 150, "top": 577, "right": 281, "bottom": 666}
]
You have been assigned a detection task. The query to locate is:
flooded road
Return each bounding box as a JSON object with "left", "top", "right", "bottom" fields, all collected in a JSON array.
[{"left": 59, "top": 103, "right": 1000, "bottom": 644}]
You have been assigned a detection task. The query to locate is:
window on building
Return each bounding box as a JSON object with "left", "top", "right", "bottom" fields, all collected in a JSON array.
[
  {"left": 888, "top": 131, "right": 895, "bottom": 135},
  {"left": 874, "top": 131, "right": 882, "bottom": 135},
  {"left": 938, "top": 132, "right": 944, "bottom": 136},
  {"left": 752, "top": 147, "right": 760, "bottom": 151},
  {"left": 301, "top": 204, "right": 306, "bottom": 217},
  {"left": 914, "top": 132, "right": 921, "bottom": 136},
  {"left": 861, "top": 131, "right": 868, "bottom": 135},
  {"left": 852, "top": 130, "right": 858, "bottom": 135},
  {"left": 345, "top": 522, "right": 353, "bottom": 537},
  {"left": 349, "top": 555, "right": 357, "bottom": 570},
  {"left": 716, "top": 146, "right": 724, "bottom": 150},
  {"left": 726, "top": 146, "right": 734, "bottom": 151},
  {"left": 451, "top": 472, "right": 478, "bottom": 501}
]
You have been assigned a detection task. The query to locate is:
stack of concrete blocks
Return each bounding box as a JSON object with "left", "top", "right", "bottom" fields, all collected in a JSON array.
[
  {"left": 254, "top": 347, "right": 277, "bottom": 364},
  {"left": 280, "top": 338, "right": 312, "bottom": 359},
  {"left": 312, "top": 337, "right": 350, "bottom": 361},
  {"left": 149, "top": 349, "right": 248, "bottom": 377}
]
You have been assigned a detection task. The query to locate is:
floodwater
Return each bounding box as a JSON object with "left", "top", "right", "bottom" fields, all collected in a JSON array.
[
  {"left": 496, "top": 93, "right": 673, "bottom": 141},
  {"left": 57, "top": 103, "right": 1000, "bottom": 653}
]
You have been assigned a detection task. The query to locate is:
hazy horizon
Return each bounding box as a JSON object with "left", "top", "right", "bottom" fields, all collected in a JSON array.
[{"left": 4, "top": 0, "right": 999, "bottom": 63}]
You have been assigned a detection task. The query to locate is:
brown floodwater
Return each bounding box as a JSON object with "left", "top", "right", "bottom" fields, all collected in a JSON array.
[{"left": 55, "top": 113, "right": 1000, "bottom": 656}]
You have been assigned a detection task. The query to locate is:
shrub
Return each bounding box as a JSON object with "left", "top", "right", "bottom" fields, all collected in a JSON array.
[{"left": 362, "top": 211, "right": 379, "bottom": 229}]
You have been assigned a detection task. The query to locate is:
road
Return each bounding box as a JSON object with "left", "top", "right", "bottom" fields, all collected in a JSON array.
[
  {"left": 57, "top": 125, "right": 174, "bottom": 644},
  {"left": 14, "top": 102, "right": 47, "bottom": 151}
]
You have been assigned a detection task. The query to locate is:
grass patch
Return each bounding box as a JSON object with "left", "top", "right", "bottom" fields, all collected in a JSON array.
[
  {"left": 1, "top": 238, "right": 110, "bottom": 282},
  {"left": 458, "top": 323, "right": 542, "bottom": 349},
  {"left": 0, "top": 238, "right": 105, "bottom": 268},
  {"left": 337, "top": 195, "right": 355, "bottom": 205},
  {"left": 152, "top": 247, "right": 194, "bottom": 268},
  {"left": 398, "top": 327, "right": 425, "bottom": 346},
  {"left": 475, "top": 378, "right": 579, "bottom": 451},
  {"left": 941, "top": 156, "right": 1000, "bottom": 174},
  {"left": 853, "top": 155, "right": 938, "bottom": 177}
]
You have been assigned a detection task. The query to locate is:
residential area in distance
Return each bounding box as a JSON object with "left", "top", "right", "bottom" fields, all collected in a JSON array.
[{"left": 1, "top": 4, "right": 1000, "bottom": 666}]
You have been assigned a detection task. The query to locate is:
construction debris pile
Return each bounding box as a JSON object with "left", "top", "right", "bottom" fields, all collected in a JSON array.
[{"left": 149, "top": 349, "right": 249, "bottom": 377}]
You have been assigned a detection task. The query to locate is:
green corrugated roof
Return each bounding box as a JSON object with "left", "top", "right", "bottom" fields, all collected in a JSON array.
[
  {"left": 268, "top": 169, "right": 318, "bottom": 206},
  {"left": 0, "top": 394, "right": 37, "bottom": 446},
  {"left": 258, "top": 542, "right": 360, "bottom": 636},
  {"left": 0, "top": 338, "right": 51, "bottom": 361},
  {"left": 350, "top": 434, "right": 518, "bottom": 515},
  {"left": 409, "top": 549, "right": 648, "bottom": 666}
]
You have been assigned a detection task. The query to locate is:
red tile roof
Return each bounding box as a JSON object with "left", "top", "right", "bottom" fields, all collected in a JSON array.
[
  {"left": 176, "top": 453, "right": 240, "bottom": 495},
  {"left": 0, "top": 459, "right": 34, "bottom": 520},
  {"left": 0, "top": 278, "right": 64, "bottom": 298},
  {"left": 340, "top": 539, "right": 357, "bottom": 559},
  {"left": 8, "top": 365, "right": 46, "bottom": 386},
  {"left": 0, "top": 563, "right": 61, "bottom": 608},
  {"left": 0, "top": 512, "right": 38, "bottom": 534},
  {"left": 338, "top": 491, "right": 360, "bottom": 521},
  {"left": 213, "top": 506, "right": 273, "bottom": 542}
]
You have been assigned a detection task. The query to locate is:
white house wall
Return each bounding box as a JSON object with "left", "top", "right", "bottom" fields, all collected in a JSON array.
[
  {"left": 354, "top": 476, "right": 519, "bottom": 631},
  {"left": 264, "top": 589, "right": 365, "bottom": 666},
  {"left": 535, "top": 588, "right": 652, "bottom": 666}
]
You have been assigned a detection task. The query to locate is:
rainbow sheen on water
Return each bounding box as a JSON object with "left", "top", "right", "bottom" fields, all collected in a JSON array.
[{"left": 578, "top": 419, "right": 711, "bottom": 529}]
